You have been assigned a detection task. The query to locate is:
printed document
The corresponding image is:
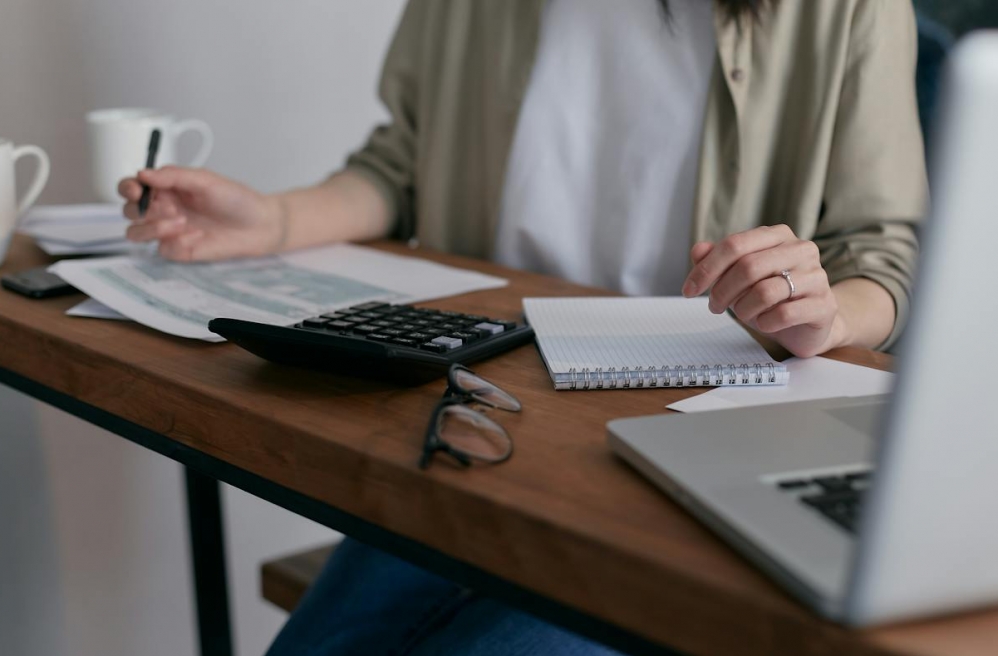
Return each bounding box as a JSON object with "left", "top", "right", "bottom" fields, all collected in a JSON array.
[{"left": 51, "top": 244, "right": 507, "bottom": 341}]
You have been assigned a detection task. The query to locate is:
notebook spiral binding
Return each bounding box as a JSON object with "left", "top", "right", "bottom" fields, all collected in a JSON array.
[{"left": 565, "top": 363, "right": 778, "bottom": 390}]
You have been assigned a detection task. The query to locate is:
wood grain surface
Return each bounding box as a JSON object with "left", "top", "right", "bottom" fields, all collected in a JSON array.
[{"left": 0, "top": 234, "right": 991, "bottom": 656}]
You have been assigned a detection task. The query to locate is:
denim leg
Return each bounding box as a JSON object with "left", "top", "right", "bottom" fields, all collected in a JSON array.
[
  {"left": 265, "top": 538, "right": 472, "bottom": 656},
  {"left": 407, "top": 596, "right": 625, "bottom": 656},
  {"left": 266, "top": 537, "right": 627, "bottom": 656}
]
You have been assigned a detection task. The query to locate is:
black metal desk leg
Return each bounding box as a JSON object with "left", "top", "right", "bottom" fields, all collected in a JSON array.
[{"left": 185, "top": 467, "right": 234, "bottom": 656}]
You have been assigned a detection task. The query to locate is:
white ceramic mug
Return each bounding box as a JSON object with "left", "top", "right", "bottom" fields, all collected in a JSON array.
[
  {"left": 0, "top": 139, "right": 51, "bottom": 265},
  {"left": 86, "top": 108, "right": 214, "bottom": 203}
]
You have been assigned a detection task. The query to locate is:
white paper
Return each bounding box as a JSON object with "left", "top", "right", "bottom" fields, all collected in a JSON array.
[
  {"left": 66, "top": 298, "right": 130, "bottom": 321},
  {"left": 667, "top": 356, "right": 894, "bottom": 413},
  {"left": 23, "top": 221, "right": 128, "bottom": 245},
  {"left": 50, "top": 244, "right": 508, "bottom": 341},
  {"left": 19, "top": 204, "right": 129, "bottom": 244},
  {"left": 36, "top": 239, "right": 147, "bottom": 256}
]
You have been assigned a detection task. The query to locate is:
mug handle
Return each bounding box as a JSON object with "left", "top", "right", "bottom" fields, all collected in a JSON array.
[
  {"left": 171, "top": 119, "right": 215, "bottom": 168},
  {"left": 12, "top": 145, "right": 51, "bottom": 217}
]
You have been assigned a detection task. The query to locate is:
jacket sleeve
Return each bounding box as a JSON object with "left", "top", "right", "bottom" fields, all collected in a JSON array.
[
  {"left": 344, "top": 0, "right": 431, "bottom": 241},
  {"left": 815, "top": 0, "right": 930, "bottom": 351}
]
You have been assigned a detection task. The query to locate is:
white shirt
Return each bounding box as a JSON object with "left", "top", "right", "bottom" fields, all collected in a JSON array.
[{"left": 494, "top": 0, "right": 717, "bottom": 296}]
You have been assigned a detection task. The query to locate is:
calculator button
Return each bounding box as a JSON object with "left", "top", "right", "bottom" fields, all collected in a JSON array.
[
  {"left": 419, "top": 342, "right": 448, "bottom": 353},
  {"left": 326, "top": 320, "right": 354, "bottom": 330},
  {"left": 474, "top": 322, "right": 504, "bottom": 335},
  {"left": 371, "top": 320, "right": 396, "bottom": 328},
  {"left": 461, "top": 315, "right": 488, "bottom": 323},
  {"left": 366, "top": 333, "right": 392, "bottom": 343},
  {"left": 430, "top": 336, "right": 463, "bottom": 350},
  {"left": 496, "top": 320, "right": 517, "bottom": 331},
  {"left": 358, "top": 312, "right": 383, "bottom": 319},
  {"left": 320, "top": 312, "right": 346, "bottom": 320},
  {"left": 438, "top": 323, "right": 462, "bottom": 331},
  {"left": 352, "top": 325, "right": 379, "bottom": 334},
  {"left": 450, "top": 331, "right": 480, "bottom": 343},
  {"left": 391, "top": 337, "right": 419, "bottom": 347},
  {"left": 407, "top": 332, "right": 433, "bottom": 342},
  {"left": 380, "top": 329, "right": 406, "bottom": 337},
  {"left": 353, "top": 302, "right": 389, "bottom": 311},
  {"left": 302, "top": 317, "right": 329, "bottom": 328}
]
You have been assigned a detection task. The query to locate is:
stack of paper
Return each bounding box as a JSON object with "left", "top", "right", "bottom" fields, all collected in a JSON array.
[
  {"left": 19, "top": 204, "right": 142, "bottom": 255},
  {"left": 51, "top": 243, "right": 508, "bottom": 341}
]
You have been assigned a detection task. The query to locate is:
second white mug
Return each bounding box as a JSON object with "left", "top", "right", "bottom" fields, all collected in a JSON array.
[
  {"left": 87, "top": 108, "right": 213, "bottom": 203},
  {"left": 0, "top": 139, "right": 50, "bottom": 265}
]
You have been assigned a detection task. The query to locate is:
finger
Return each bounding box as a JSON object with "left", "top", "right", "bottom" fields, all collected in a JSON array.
[
  {"left": 708, "top": 240, "right": 820, "bottom": 313},
  {"left": 731, "top": 269, "right": 827, "bottom": 324},
  {"left": 124, "top": 190, "right": 181, "bottom": 223},
  {"left": 126, "top": 216, "right": 188, "bottom": 242},
  {"left": 137, "top": 165, "right": 213, "bottom": 194},
  {"left": 150, "top": 190, "right": 180, "bottom": 217},
  {"left": 159, "top": 229, "right": 205, "bottom": 262},
  {"left": 690, "top": 242, "right": 714, "bottom": 266},
  {"left": 118, "top": 178, "right": 144, "bottom": 201},
  {"left": 682, "top": 224, "right": 797, "bottom": 298},
  {"left": 123, "top": 202, "right": 141, "bottom": 221},
  {"left": 755, "top": 296, "right": 837, "bottom": 334}
]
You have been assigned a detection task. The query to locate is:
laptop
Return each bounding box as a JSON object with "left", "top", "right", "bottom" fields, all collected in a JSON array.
[{"left": 607, "top": 33, "right": 998, "bottom": 627}]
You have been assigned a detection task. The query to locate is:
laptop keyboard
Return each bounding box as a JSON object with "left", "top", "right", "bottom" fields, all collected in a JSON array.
[{"left": 776, "top": 470, "right": 871, "bottom": 534}]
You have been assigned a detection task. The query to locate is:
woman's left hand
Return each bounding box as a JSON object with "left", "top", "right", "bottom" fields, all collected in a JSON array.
[{"left": 682, "top": 225, "right": 842, "bottom": 358}]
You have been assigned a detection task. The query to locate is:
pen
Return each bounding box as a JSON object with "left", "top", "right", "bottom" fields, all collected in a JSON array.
[{"left": 137, "top": 128, "right": 162, "bottom": 217}]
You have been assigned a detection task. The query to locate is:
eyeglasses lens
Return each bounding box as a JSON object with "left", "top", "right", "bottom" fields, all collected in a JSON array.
[
  {"left": 437, "top": 404, "right": 512, "bottom": 462},
  {"left": 452, "top": 368, "right": 521, "bottom": 411}
]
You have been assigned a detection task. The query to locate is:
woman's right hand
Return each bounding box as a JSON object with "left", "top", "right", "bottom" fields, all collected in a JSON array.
[{"left": 119, "top": 166, "right": 286, "bottom": 262}]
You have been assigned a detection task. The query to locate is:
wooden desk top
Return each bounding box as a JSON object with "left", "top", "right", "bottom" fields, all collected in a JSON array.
[{"left": 1, "top": 234, "right": 994, "bottom": 656}]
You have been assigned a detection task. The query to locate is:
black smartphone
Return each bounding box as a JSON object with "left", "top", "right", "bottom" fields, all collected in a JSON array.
[{"left": 1, "top": 266, "right": 79, "bottom": 299}]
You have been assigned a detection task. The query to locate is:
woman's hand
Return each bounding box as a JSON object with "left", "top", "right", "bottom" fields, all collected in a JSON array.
[
  {"left": 682, "top": 225, "right": 845, "bottom": 358},
  {"left": 119, "top": 166, "right": 285, "bottom": 262}
]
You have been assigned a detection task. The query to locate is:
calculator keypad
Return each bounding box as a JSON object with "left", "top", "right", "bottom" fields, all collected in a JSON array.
[{"left": 297, "top": 302, "right": 510, "bottom": 354}]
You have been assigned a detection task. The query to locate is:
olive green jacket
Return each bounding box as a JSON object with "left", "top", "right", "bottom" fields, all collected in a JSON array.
[{"left": 346, "top": 0, "right": 929, "bottom": 349}]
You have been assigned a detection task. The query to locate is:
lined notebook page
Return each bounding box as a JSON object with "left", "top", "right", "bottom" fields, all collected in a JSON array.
[{"left": 524, "top": 297, "right": 786, "bottom": 388}]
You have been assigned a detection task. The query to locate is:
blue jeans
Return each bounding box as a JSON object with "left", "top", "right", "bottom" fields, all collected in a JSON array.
[{"left": 265, "top": 537, "right": 624, "bottom": 656}]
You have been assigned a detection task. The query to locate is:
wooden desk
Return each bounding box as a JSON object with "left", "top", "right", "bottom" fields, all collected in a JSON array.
[{"left": 1, "top": 234, "right": 994, "bottom": 656}]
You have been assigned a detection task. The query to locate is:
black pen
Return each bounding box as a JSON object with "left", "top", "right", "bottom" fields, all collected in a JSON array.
[{"left": 137, "top": 128, "right": 162, "bottom": 217}]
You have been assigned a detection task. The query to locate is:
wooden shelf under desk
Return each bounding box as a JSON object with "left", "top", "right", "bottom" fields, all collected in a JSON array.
[{"left": 0, "top": 234, "right": 992, "bottom": 656}]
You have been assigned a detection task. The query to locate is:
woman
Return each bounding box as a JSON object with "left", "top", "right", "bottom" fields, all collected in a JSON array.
[{"left": 119, "top": 0, "right": 927, "bottom": 653}]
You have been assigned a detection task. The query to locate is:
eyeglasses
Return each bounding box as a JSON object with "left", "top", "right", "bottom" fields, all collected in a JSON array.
[{"left": 419, "top": 364, "right": 521, "bottom": 470}]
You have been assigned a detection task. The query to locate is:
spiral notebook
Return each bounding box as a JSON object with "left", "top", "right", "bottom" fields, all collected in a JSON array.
[{"left": 523, "top": 297, "right": 789, "bottom": 391}]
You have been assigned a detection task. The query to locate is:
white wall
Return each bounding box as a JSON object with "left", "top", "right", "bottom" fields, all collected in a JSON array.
[{"left": 0, "top": 1, "right": 406, "bottom": 654}]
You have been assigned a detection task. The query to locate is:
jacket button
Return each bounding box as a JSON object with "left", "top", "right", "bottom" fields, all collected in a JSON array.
[{"left": 731, "top": 69, "right": 745, "bottom": 82}]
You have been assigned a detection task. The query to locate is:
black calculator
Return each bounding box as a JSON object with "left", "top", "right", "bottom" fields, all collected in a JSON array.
[{"left": 208, "top": 302, "right": 535, "bottom": 384}]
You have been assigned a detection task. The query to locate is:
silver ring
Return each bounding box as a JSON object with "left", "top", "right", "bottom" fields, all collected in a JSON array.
[{"left": 780, "top": 269, "right": 796, "bottom": 299}]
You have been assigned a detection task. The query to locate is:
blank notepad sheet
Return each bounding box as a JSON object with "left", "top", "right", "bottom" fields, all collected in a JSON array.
[{"left": 523, "top": 297, "right": 787, "bottom": 390}]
